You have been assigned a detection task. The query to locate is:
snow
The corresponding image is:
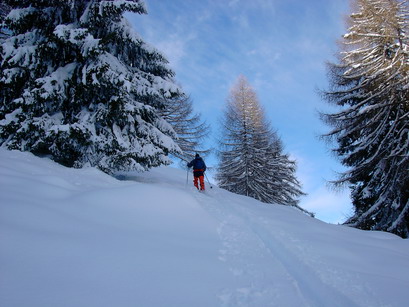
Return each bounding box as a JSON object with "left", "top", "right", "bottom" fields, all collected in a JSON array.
[
  {"left": 6, "top": 7, "right": 36, "bottom": 23},
  {"left": 37, "top": 63, "right": 77, "bottom": 99},
  {"left": 0, "top": 107, "right": 22, "bottom": 126},
  {"left": 54, "top": 25, "right": 100, "bottom": 57},
  {"left": 2, "top": 35, "right": 38, "bottom": 68},
  {"left": 1, "top": 149, "right": 409, "bottom": 307}
]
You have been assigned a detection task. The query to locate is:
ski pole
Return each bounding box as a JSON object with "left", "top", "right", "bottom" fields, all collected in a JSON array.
[
  {"left": 186, "top": 168, "right": 189, "bottom": 186},
  {"left": 204, "top": 172, "right": 213, "bottom": 189}
]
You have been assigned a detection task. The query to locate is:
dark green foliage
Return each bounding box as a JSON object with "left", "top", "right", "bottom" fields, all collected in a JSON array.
[{"left": 1, "top": 0, "right": 183, "bottom": 173}]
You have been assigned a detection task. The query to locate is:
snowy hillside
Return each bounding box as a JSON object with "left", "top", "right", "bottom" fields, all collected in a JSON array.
[{"left": 1, "top": 149, "right": 409, "bottom": 307}]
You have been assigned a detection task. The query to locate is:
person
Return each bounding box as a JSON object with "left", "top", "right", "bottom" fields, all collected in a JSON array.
[{"left": 187, "top": 153, "right": 207, "bottom": 191}]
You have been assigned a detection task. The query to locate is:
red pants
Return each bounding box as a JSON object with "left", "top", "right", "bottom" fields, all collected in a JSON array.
[{"left": 193, "top": 175, "right": 205, "bottom": 190}]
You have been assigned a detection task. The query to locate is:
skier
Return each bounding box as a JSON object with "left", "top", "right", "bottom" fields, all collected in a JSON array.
[{"left": 187, "top": 153, "right": 207, "bottom": 191}]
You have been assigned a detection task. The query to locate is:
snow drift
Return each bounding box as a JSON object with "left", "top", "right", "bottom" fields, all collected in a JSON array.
[{"left": 1, "top": 149, "right": 408, "bottom": 307}]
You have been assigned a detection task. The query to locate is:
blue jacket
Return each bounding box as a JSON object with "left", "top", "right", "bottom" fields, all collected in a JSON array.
[{"left": 187, "top": 157, "right": 206, "bottom": 171}]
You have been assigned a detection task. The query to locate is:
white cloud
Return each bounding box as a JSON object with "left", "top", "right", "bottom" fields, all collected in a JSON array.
[
  {"left": 154, "top": 35, "right": 190, "bottom": 70},
  {"left": 232, "top": 13, "right": 249, "bottom": 29},
  {"left": 301, "top": 186, "right": 352, "bottom": 224},
  {"left": 228, "top": 0, "right": 240, "bottom": 7},
  {"left": 288, "top": 150, "right": 352, "bottom": 224}
]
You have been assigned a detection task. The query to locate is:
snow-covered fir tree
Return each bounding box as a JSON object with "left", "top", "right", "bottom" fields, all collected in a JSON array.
[
  {"left": 0, "top": 3, "right": 10, "bottom": 22},
  {"left": 321, "top": 0, "right": 409, "bottom": 237},
  {"left": 216, "top": 75, "right": 308, "bottom": 213},
  {"left": 160, "top": 94, "right": 210, "bottom": 163},
  {"left": 0, "top": 3, "right": 11, "bottom": 40},
  {"left": 0, "top": 0, "right": 184, "bottom": 173}
]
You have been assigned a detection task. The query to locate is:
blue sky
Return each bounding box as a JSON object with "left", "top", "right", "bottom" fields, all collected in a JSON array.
[{"left": 127, "top": 0, "right": 352, "bottom": 223}]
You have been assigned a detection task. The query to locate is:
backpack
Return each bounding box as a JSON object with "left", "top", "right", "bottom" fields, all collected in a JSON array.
[{"left": 194, "top": 158, "right": 205, "bottom": 170}]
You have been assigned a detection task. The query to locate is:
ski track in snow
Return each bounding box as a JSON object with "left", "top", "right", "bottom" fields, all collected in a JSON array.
[
  {"left": 192, "top": 188, "right": 376, "bottom": 307},
  {"left": 2, "top": 156, "right": 406, "bottom": 307}
]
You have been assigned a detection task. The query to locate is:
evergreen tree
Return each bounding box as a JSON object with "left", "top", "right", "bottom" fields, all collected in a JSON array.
[
  {"left": 321, "top": 0, "right": 409, "bottom": 237},
  {"left": 160, "top": 94, "right": 211, "bottom": 163},
  {"left": 216, "top": 75, "right": 308, "bottom": 213},
  {"left": 0, "top": 3, "right": 11, "bottom": 40},
  {"left": 0, "top": 0, "right": 183, "bottom": 174}
]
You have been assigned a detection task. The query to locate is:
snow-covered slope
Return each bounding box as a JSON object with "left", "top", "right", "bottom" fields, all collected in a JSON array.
[{"left": 1, "top": 149, "right": 408, "bottom": 307}]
